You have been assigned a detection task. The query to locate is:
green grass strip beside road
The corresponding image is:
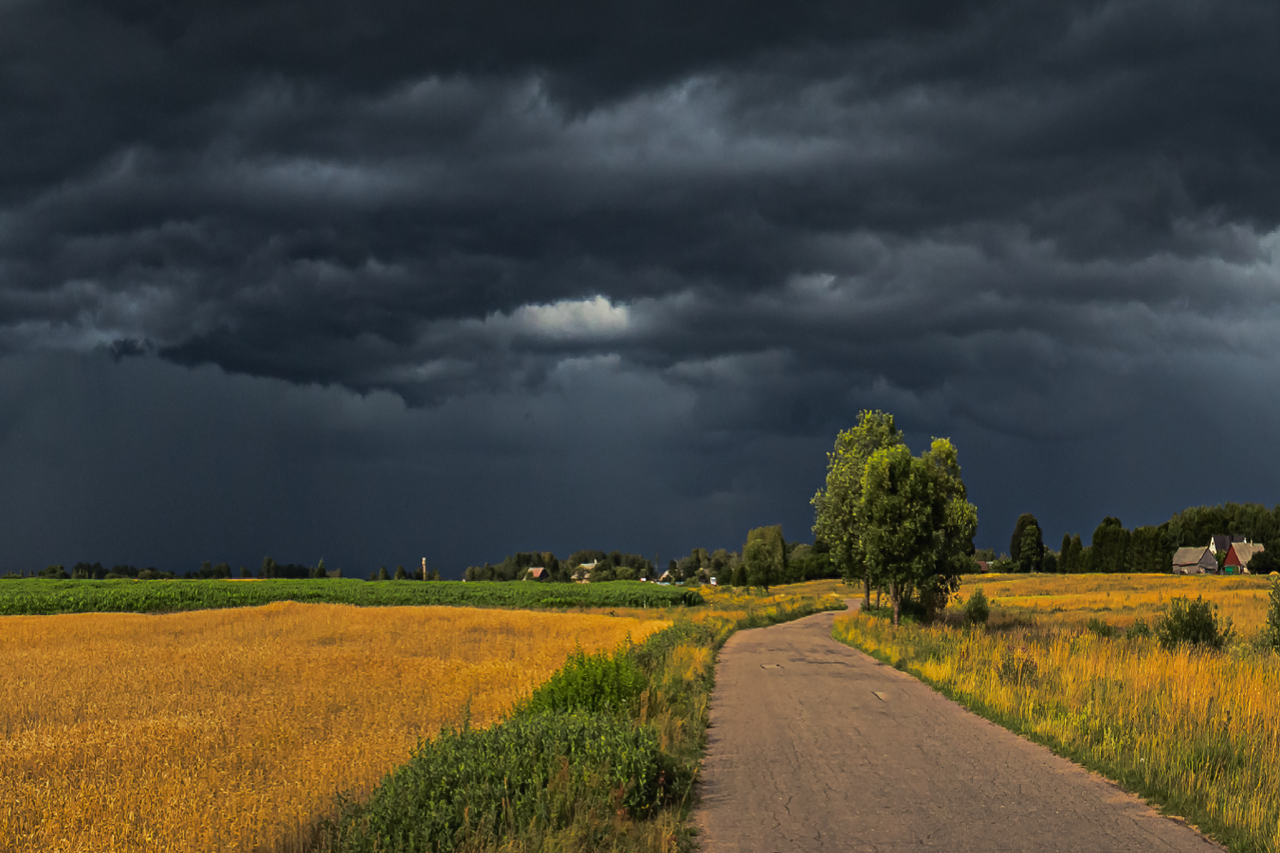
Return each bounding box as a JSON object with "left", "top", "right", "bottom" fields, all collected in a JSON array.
[
  {"left": 315, "top": 592, "right": 847, "bottom": 853},
  {"left": 0, "top": 578, "right": 704, "bottom": 616}
]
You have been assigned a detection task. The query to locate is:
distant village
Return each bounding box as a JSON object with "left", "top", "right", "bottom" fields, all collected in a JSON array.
[{"left": 1172, "top": 535, "right": 1267, "bottom": 575}]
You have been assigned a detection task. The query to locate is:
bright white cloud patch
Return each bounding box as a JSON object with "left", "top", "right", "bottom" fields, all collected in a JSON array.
[{"left": 508, "top": 296, "right": 631, "bottom": 340}]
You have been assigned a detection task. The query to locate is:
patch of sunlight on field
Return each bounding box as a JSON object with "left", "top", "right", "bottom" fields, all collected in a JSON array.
[
  {"left": 0, "top": 602, "right": 668, "bottom": 853},
  {"left": 956, "top": 572, "right": 1273, "bottom": 633}
]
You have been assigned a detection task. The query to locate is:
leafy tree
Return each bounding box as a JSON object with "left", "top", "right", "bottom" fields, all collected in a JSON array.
[
  {"left": 743, "top": 525, "right": 787, "bottom": 592},
  {"left": 1088, "top": 518, "right": 1129, "bottom": 573},
  {"left": 1249, "top": 545, "right": 1280, "bottom": 574},
  {"left": 1009, "top": 514, "right": 1044, "bottom": 572},
  {"left": 1058, "top": 533, "right": 1087, "bottom": 573},
  {"left": 860, "top": 438, "right": 977, "bottom": 624},
  {"left": 41, "top": 564, "right": 69, "bottom": 579},
  {"left": 379, "top": 566, "right": 390, "bottom": 581},
  {"left": 1128, "top": 526, "right": 1171, "bottom": 573},
  {"left": 812, "top": 410, "right": 905, "bottom": 607}
]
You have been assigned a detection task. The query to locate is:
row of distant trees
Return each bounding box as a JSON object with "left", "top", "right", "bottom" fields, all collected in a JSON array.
[
  {"left": 990, "top": 502, "right": 1280, "bottom": 574},
  {"left": 459, "top": 536, "right": 842, "bottom": 587},
  {"left": 7, "top": 557, "right": 346, "bottom": 581},
  {"left": 461, "top": 550, "right": 654, "bottom": 582}
]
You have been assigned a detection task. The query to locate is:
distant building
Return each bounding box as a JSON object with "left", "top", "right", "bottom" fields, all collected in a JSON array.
[
  {"left": 1224, "top": 543, "right": 1265, "bottom": 574},
  {"left": 1172, "top": 546, "right": 1218, "bottom": 575},
  {"left": 1210, "top": 534, "right": 1246, "bottom": 555},
  {"left": 524, "top": 567, "right": 548, "bottom": 581}
]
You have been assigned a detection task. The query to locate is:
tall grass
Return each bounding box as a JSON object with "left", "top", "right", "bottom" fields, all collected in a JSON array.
[
  {"left": 960, "top": 572, "right": 1271, "bottom": 633},
  {"left": 833, "top": 592, "right": 1280, "bottom": 852},
  {"left": 0, "top": 602, "right": 668, "bottom": 853}
]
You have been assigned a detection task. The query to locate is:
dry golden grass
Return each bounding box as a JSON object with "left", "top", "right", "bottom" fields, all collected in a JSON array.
[
  {"left": 834, "top": 610, "right": 1280, "bottom": 851},
  {"left": 958, "top": 572, "right": 1273, "bottom": 634},
  {"left": 0, "top": 602, "right": 668, "bottom": 853}
]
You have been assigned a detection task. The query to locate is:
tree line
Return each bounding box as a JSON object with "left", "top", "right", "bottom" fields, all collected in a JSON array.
[
  {"left": 462, "top": 550, "right": 655, "bottom": 583},
  {"left": 988, "top": 502, "right": 1280, "bottom": 574},
  {"left": 5, "top": 557, "right": 347, "bottom": 581}
]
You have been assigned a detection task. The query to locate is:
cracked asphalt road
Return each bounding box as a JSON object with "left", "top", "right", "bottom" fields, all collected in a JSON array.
[{"left": 693, "top": 605, "right": 1224, "bottom": 853}]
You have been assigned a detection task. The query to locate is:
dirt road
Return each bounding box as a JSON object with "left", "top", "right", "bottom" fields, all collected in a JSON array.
[{"left": 694, "top": 606, "right": 1223, "bottom": 853}]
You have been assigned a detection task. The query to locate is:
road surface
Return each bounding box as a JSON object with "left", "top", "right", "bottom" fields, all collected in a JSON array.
[{"left": 694, "top": 606, "right": 1223, "bottom": 853}]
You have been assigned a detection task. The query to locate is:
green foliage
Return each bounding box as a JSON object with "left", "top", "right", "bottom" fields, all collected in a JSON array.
[
  {"left": 1085, "top": 617, "right": 1118, "bottom": 639},
  {"left": 321, "top": 712, "right": 681, "bottom": 852},
  {"left": 1058, "top": 534, "right": 1085, "bottom": 574},
  {"left": 1089, "top": 517, "right": 1130, "bottom": 574},
  {"left": 520, "top": 647, "right": 647, "bottom": 716},
  {"left": 1010, "top": 513, "right": 1043, "bottom": 572},
  {"left": 811, "top": 410, "right": 905, "bottom": 601},
  {"left": 0, "top": 579, "right": 705, "bottom": 616},
  {"left": 860, "top": 437, "right": 977, "bottom": 624},
  {"left": 317, "top": 583, "right": 844, "bottom": 853},
  {"left": 1259, "top": 579, "right": 1280, "bottom": 651},
  {"left": 1154, "top": 596, "right": 1234, "bottom": 651},
  {"left": 963, "top": 588, "right": 990, "bottom": 625},
  {"left": 1124, "top": 618, "right": 1151, "bottom": 640},
  {"left": 743, "top": 525, "right": 786, "bottom": 592},
  {"left": 1249, "top": 547, "right": 1280, "bottom": 574}
]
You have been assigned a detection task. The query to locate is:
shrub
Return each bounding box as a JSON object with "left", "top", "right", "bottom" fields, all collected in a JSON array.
[
  {"left": 1124, "top": 618, "right": 1151, "bottom": 640},
  {"left": 1260, "top": 578, "right": 1280, "bottom": 651},
  {"left": 1154, "top": 596, "right": 1233, "bottom": 651},
  {"left": 1085, "top": 617, "right": 1117, "bottom": 638},
  {"left": 963, "top": 588, "right": 990, "bottom": 625},
  {"left": 520, "top": 646, "right": 647, "bottom": 716}
]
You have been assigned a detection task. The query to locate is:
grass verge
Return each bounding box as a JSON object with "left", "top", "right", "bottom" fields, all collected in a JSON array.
[
  {"left": 312, "top": 586, "right": 847, "bottom": 853},
  {"left": 832, "top": 607, "right": 1280, "bottom": 853}
]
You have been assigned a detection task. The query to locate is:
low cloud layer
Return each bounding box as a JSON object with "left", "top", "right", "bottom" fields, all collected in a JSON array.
[{"left": 2, "top": 0, "right": 1278, "bottom": 572}]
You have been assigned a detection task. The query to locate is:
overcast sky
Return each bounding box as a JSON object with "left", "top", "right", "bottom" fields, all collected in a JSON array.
[{"left": 2, "top": 0, "right": 1278, "bottom": 576}]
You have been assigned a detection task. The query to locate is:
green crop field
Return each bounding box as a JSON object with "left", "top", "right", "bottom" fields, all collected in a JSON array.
[{"left": 0, "top": 578, "right": 704, "bottom": 616}]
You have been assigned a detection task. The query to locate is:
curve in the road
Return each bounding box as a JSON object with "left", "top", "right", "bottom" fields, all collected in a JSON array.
[{"left": 694, "top": 606, "right": 1224, "bottom": 853}]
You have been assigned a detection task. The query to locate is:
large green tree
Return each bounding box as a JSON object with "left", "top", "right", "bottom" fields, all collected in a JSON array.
[
  {"left": 811, "top": 410, "right": 904, "bottom": 606},
  {"left": 743, "top": 525, "right": 787, "bottom": 592},
  {"left": 860, "top": 438, "right": 978, "bottom": 625}
]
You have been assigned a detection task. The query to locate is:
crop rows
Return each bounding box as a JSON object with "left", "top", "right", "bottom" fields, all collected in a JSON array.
[{"left": 0, "top": 578, "right": 704, "bottom": 616}]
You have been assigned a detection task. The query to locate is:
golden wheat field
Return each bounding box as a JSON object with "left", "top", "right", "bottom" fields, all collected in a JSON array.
[
  {"left": 0, "top": 602, "right": 668, "bottom": 853},
  {"left": 958, "top": 571, "right": 1274, "bottom": 634}
]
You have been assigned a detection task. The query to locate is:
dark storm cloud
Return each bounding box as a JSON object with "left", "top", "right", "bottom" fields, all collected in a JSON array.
[{"left": 2, "top": 0, "right": 1280, "bottom": 562}]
